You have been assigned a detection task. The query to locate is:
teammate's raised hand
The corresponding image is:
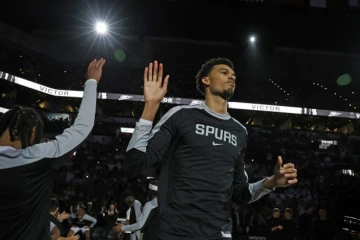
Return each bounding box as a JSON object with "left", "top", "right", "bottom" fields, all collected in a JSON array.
[
  {"left": 143, "top": 60, "right": 169, "bottom": 104},
  {"left": 87, "top": 58, "right": 106, "bottom": 83}
]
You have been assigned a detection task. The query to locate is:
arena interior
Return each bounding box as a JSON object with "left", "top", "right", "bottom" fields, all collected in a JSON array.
[{"left": 1, "top": 1, "right": 360, "bottom": 240}]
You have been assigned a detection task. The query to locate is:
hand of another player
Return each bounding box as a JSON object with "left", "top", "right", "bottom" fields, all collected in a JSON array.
[
  {"left": 58, "top": 211, "right": 69, "bottom": 221},
  {"left": 67, "top": 233, "right": 80, "bottom": 240},
  {"left": 274, "top": 156, "right": 298, "bottom": 187},
  {"left": 113, "top": 223, "right": 122, "bottom": 233},
  {"left": 143, "top": 60, "right": 169, "bottom": 104},
  {"left": 278, "top": 225, "right": 283, "bottom": 230},
  {"left": 87, "top": 58, "right": 106, "bottom": 83}
]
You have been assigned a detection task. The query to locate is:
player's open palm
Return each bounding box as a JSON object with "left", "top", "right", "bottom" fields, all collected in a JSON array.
[
  {"left": 143, "top": 60, "right": 169, "bottom": 104},
  {"left": 87, "top": 58, "right": 106, "bottom": 83}
]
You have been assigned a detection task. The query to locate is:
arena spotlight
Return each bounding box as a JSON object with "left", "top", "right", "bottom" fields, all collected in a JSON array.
[
  {"left": 95, "top": 22, "right": 108, "bottom": 34},
  {"left": 249, "top": 36, "right": 256, "bottom": 43}
]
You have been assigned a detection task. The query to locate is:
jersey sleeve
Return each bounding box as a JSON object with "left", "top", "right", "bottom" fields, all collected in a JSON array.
[
  {"left": 83, "top": 214, "right": 97, "bottom": 228},
  {"left": 50, "top": 221, "right": 56, "bottom": 232},
  {"left": 124, "top": 106, "right": 182, "bottom": 177},
  {"left": 23, "top": 79, "right": 97, "bottom": 170},
  {"left": 133, "top": 200, "right": 142, "bottom": 222},
  {"left": 126, "top": 208, "right": 131, "bottom": 221},
  {"left": 232, "top": 143, "right": 273, "bottom": 205},
  {"left": 121, "top": 201, "right": 156, "bottom": 232}
]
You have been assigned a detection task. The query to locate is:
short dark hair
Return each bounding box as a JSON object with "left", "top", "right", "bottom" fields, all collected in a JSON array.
[
  {"left": 50, "top": 198, "right": 59, "bottom": 213},
  {"left": 122, "top": 190, "right": 135, "bottom": 207},
  {"left": 0, "top": 106, "right": 44, "bottom": 148},
  {"left": 122, "top": 190, "right": 135, "bottom": 199},
  {"left": 195, "top": 58, "right": 235, "bottom": 95}
]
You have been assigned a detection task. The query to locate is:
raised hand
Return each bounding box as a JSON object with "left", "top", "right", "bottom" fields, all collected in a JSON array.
[
  {"left": 87, "top": 58, "right": 106, "bottom": 83},
  {"left": 58, "top": 211, "right": 69, "bottom": 221},
  {"left": 143, "top": 60, "right": 169, "bottom": 104},
  {"left": 274, "top": 156, "right": 298, "bottom": 187}
]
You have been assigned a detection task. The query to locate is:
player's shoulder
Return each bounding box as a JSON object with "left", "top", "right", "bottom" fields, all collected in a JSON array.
[
  {"left": 132, "top": 200, "right": 142, "bottom": 208},
  {"left": 145, "top": 198, "right": 158, "bottom": 208},
  {"left": 230, "top": 117, "right": 248, "bottom": 135},
  {"left": 172, "top": 103, "right": 205, "bottom": 111},
  {"left": 166, "top": 104, "right": 204, "bottom": 116},
  {"left": 143, "top": 201, "right": 153, "bottom": 208}
]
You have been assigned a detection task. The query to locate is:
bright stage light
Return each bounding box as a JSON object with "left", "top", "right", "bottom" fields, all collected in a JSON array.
[
  {"left": 95, "top": 22, "right": 108, "bottom": 34},
  {"left": 250, "top": 36, "right": 256, "bottom": 43}
]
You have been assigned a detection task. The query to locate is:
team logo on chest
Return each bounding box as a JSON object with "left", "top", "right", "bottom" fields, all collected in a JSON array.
[{"left": 195, "top": 124, "right": 237, "bottom": 146}]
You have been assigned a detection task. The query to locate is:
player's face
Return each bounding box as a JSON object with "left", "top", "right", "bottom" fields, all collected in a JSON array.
[
  {"left": 319, "top": 209, "right": 327, "bottom": 218},
  {"left": 273, "top": 211, "right": 280, "bottom": 218},
  {"left": 284, "top": 211, "right": 292, "bottom": 219},
  {"left": 76, "top": 208, "right": 85, "bottom": 220},
  {"left": 204, "top": 64, "right": 236, "bottom": 100}
]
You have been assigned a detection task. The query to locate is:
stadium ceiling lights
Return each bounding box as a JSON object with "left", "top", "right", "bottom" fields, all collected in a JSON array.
[
  {"left": 95, "top": 22, "right": 108, "bottom": 34},
  {"left": 249, "top": 35, "right": 256, "bottom": 43}
]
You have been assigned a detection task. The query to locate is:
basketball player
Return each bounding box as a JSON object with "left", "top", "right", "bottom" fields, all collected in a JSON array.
[
  {"left": 124, "top": 59, "right": 298, "bottom": 240},
  {"left": 114, "top": 180, "right": 159, "bottom": 240},
  {"left": 0, "top": 58, "right": 105, "bottom": 240}
]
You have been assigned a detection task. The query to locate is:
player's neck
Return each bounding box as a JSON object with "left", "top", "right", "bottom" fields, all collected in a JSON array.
[
  {"left": 0, "top": 130, "right": 23, "bottom": 149},
  {"left": 204, "top": 95, "right": 228, "bottom": 114}
]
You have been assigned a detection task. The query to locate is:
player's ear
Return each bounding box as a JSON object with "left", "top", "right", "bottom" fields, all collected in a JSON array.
[{"left": 202, "top": 77, "right": 210, "bottom": 87}]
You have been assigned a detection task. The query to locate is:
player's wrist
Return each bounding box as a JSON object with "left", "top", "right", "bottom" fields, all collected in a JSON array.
[
  {"left": 262, "top": 175, "right": 278, "bottom": 190},
  {"left": 144, "top": 101, "right": 161, "bottom": 107},
  {"left": 141, "top": 103, "right": 160, "bottom": 121}
]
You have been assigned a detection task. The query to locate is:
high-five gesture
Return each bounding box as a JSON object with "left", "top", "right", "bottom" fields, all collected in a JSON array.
[
  {"left": 87, "top": 58, "right": 106, "bottom": 83},
  {"left": 140, "top": 60, "right": 170, "bottom": 121},
  {"left": 143, "top": 60, "right": 169, "bottom": 104}
]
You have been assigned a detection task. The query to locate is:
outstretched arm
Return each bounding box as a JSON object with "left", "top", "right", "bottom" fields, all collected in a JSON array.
[
  {"left": 232, "top": 144, "right": 273, "bottom": 205},
  {"left": 120, "top": 201, "right": 157, "bottom": 232},
  {"left": 232, "top": 149, "right": 298, "bottom": 205},
  {"left": 83, "top": 214, "right": 97, "bottom": 228},
  {"left": 24, "top": 59, "right": 106, "bottom": 170},
  {"left": 124, "top": 61, "right": 178, "bottom": 177}
]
